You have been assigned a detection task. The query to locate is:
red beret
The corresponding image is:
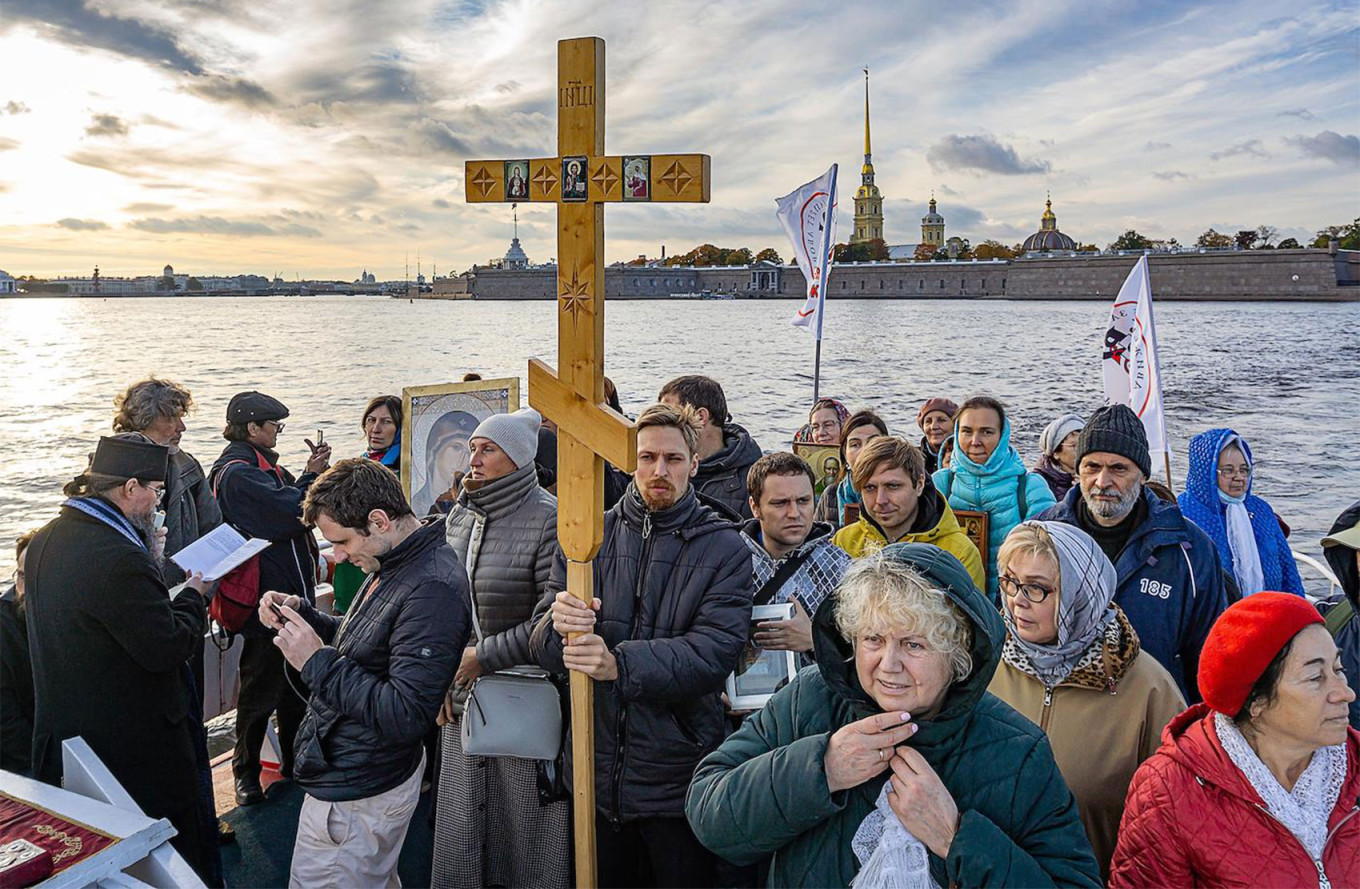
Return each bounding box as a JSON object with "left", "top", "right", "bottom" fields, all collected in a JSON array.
[
  {"left": 917, "top": 398, "right": 958, "bottom": 429},
  {"left": 1198, "top": 592, "right": 1323, "bottom": 717}
]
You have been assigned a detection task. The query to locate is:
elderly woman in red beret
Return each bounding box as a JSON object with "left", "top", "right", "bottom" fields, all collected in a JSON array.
[{"left": 1110, "top": 593, "right": 1359, "bottom": 888}]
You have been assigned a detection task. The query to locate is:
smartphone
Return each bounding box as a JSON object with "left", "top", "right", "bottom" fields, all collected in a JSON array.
[
  {"left": 270, "top": 602, "right": 290, "bottom": 624},
  {"left": 316, "top": 428, "right": 324, "bottom": 446}
]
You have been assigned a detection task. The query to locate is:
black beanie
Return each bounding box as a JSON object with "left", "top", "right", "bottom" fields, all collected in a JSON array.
[{"left": 1076, "top": 404, "right": 1151, "bottom": 478}]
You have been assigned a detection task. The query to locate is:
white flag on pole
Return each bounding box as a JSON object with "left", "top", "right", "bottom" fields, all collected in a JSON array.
[
  {"left": 1101, "top": 254, "right": 1169, "bottom": 456},
  {"left": 776, "top": 164, "right": 838, "bottom": 339}
]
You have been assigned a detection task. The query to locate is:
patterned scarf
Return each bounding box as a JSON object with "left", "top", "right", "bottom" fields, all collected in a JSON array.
[{"left": 1001, "top": 521, "right": 1117, "bottom": 687}]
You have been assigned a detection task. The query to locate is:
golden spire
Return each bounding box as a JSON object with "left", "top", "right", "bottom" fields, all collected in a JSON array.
[{"left": 863, "top": 67, "right": 872, "bottom": 164}]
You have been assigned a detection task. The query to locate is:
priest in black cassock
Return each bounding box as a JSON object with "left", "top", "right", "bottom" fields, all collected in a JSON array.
[{"left": 24, "top": 434, "right": 221, "bottom": 885}]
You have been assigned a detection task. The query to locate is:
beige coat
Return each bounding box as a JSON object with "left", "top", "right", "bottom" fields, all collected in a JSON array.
[{"left": 987, "top": 609, "right": 1186, "bottom": 881}]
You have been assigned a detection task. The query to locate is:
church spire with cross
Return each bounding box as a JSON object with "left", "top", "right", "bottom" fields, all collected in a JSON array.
[{"left": 851, "top": 67, "right": 884, "bottom": 245}]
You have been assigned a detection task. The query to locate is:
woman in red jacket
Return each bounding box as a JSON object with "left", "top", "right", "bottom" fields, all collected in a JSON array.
[{"left": 1110, "top": 592, "right": 1359, "bottom": 888}]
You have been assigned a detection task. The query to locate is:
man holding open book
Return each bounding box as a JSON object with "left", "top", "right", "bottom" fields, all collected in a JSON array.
[{"left": 24, "top": 434, "right": 221, "bottom": 885}]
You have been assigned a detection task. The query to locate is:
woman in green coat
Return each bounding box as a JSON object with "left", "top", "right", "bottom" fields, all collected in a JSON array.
[{"left": 686, "top": 543, "right": 1100, "bottom": 888}]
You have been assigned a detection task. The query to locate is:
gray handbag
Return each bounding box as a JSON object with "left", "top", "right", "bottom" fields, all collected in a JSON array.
[{"left": 458, "top": 520, "right": 563, "bottom": 761}]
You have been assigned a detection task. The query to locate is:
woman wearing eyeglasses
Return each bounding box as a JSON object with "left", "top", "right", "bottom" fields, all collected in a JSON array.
[
  {"left": 988, "top": 520, "right": 1185, "bottom": 880},
  {"left": 1178, "top": 428, "right": 1304, "bottom": 597}
]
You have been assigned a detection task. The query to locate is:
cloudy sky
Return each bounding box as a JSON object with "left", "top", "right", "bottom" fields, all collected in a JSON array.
[{"left": 1, "top": 0, "right": 1357, "bottom": 280}]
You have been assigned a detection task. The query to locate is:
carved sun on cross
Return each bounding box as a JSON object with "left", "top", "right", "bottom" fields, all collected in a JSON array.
[{"left": 559, "top": 269, "right": 591, "bottom": 326}]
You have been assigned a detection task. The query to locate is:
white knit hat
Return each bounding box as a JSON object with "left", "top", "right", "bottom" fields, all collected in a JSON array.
[{"left": 470, "top": 407, "right": 542, "bottom": 470}]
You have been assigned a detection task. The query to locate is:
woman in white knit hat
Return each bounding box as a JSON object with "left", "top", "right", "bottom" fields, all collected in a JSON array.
[{"left": 431, "top": 407, "right": 570, "bottom": 888}]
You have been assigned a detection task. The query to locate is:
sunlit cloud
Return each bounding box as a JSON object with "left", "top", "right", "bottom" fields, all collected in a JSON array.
[{"left": 0, "top": 0, "right": 1356, "bottom": 277}]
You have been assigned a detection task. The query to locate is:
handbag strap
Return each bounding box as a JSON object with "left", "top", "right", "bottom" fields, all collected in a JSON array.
[
  {"left": 753, "top": 545, "right": 816, "bottom": 608},
  {"left": 464, "top": 516, "right": 485, "bottom": 644}
]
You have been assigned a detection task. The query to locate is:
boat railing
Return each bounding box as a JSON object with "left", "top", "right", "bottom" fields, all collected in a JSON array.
[{"left": 1294, "top": 550, "right": 1340, "bottom": 603}]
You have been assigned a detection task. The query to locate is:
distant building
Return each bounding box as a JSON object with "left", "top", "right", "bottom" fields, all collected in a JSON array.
[
  {"left": 1021, "top": 195, "right": 1078, "bottom": 252},
  {"left": 921, "top": 196, "right": 945, "bottom": 250},
  {"left": 851, "top": 69, "right": 884, "bottom": 244},
  {"left": 503, "top": 206, "right": 531, "bottom": 269},
  {"left": 0, "top": 270, "right": 14, "bottom": 294}
]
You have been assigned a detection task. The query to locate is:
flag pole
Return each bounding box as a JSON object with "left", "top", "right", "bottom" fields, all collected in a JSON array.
[
  {"left": 811, "top": 163, "right": 838, "bottom": 407},
  {"left": 1163, "top": 449, "right": 1175, "bottom": 495}
]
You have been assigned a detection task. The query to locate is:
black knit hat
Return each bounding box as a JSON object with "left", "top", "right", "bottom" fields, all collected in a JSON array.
[
  {"left": 1076, "top": 404, "right": 1151, "bottom": 478},
  {"left": 91, "top": 435, "right": 169, "bottom": 481}
]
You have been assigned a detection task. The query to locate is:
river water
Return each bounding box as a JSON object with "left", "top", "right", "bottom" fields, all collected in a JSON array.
[{"left": 1, "top": 295, "right": 1356, "bottom": 581}]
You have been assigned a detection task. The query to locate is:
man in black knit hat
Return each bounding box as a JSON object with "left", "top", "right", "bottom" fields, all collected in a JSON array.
[{"left": 1039, "top": 404, "right": 1230, "bottom": 701}]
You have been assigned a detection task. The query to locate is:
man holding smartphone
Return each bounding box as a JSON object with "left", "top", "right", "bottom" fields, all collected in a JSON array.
[{"left": 260, "top": 458, "right": 468, "bottom": 887}]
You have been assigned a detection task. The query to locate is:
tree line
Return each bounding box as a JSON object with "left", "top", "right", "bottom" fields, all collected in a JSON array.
[{"left": 647, "top": 218, "right": 1359, "bottom": 266}]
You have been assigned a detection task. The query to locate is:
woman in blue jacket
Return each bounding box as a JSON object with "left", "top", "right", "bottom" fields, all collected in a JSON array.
[
  {"left": 932, "top": 396, "right": 1056, "bottom": 600},
  {"left": 1178, "top": 428, "right": 1303, "bottom": 596}
]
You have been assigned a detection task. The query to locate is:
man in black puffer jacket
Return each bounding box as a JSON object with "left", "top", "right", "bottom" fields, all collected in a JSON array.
[
  {"left": 531, "top": 403, "right": 754, "bottom": 888},
  {"left": 260, "top": 459, "right": 469, "bottom": 887}
]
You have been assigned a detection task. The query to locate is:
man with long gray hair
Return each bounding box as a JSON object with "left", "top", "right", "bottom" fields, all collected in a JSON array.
[{"left": 113, "top": 377, "right": 222, "bottom": 584}]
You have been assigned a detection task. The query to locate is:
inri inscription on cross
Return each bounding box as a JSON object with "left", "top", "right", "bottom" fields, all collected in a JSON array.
[{"left": 464, "top": 36, "right": 710, "bottom": 887}]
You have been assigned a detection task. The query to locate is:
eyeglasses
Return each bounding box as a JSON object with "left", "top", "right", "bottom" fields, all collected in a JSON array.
[
  {"left": 999, "top": 574, "right": 1056, "bottom": 604},
  {"left": 265, "top": 420, "right": 285, "bottom": 433},
  {"left": 140, "top": 481, "right": 166, "bottom": 505},
  {"left": 1217, "top": 466, "right": 1251, "bottom": 479}
]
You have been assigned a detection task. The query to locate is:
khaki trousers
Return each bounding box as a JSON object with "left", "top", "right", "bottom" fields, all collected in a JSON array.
[{"left": 288, "top": 753, "right": 424, "bottom": 888}]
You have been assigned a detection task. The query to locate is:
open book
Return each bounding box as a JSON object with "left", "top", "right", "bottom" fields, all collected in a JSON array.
[{"left": 170, "top": 524, "right": 270, "bottom": 583}]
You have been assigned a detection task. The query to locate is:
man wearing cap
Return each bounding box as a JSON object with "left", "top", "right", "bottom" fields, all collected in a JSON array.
[
  {"left": 210, "top": 391, "right": 331, "bottom": 807},
  {"left": 916, "top": 397, "right": 957, "bottom": 474},
  {"left": 1039, "top": 403, "right": 1229, "bottom": 701},
  {"left": 24, "top": 434, "right": 221, "bottom": 884}
]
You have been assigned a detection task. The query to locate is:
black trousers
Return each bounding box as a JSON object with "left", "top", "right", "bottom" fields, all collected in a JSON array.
[
  {"left": 231, "top": 635, "right": 305, "bottom": 782},
  {"left": 595, "top": 813, "right": 717, "bottom": 889}
]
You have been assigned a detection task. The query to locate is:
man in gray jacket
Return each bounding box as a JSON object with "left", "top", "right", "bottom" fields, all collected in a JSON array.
[{"left": 433, "top": 406, "right": 568, "bottom": 889}]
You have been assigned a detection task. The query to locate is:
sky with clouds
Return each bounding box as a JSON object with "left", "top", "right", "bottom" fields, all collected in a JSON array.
[{"left": 0, "top": 0, "right": 1357, "bottom": 280}]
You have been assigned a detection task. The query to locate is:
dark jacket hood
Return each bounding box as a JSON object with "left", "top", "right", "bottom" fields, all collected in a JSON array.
[
  {"left": 700, "top": 423, "right": 762, "bottom": 475},
  {"left": 1326, "top": 500, "right": 1360, "bottom": 604},
  {"left": 811, "top": 542, "right": 1004, "bottom": 760}
]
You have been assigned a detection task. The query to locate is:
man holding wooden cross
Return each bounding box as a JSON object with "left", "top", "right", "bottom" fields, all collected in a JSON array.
[
  {"left": 530, "top": 403, "right": 754, "bottom": 887},
  {"left": 465, "top": 34, "right": 740, "bottom": 888}
]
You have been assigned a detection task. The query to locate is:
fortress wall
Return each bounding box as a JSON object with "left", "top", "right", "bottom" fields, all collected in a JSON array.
[{"left": 467, "top": 249, "right": 1357, "bottom": 301}]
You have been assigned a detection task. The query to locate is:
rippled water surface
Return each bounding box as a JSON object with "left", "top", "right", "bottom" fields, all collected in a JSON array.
[{"left": 1, "top": 295, "right": 1356, "bottom": 577}]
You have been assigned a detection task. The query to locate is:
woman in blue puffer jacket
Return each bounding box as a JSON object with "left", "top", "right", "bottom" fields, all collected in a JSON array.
[
  {"left": 932, "top": 396, "right": 1056, "bottom": 600},
  {"left": 1177, "top": 428, "right": 1303, "bottom": 596}
]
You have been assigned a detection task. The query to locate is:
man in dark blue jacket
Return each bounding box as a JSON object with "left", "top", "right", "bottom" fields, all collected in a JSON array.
[
  {"left": 1038, "top": 404, "right": 1229, "bottom": 701},
  {"left": 261, "top": 458, "right": 468, "bottom": 887},
  {"left": 209, "top": 391, "right": 331, "bottom": 806},
  {"left": 531, "top": 403, "right": 755, "bottom": 888}
]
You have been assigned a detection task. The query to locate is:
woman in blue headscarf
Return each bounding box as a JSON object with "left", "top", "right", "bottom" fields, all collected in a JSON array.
[{"left": 1178, "top": 428, "right": 1303, "bottom": 596}]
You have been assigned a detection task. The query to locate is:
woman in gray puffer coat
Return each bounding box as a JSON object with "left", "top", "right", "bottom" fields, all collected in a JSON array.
[{"left": 431, "top": 408, "right": 569, "bottom": 889}]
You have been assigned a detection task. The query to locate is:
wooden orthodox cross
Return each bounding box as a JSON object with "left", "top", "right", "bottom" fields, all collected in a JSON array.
[{"left": 464, "top": 36, "right": 710, "bottom": 887}]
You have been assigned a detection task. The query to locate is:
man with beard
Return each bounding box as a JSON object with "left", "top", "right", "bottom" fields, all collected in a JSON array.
[
  {"left": 24, "top": 434, "right": 220, "bottom": 884},
  {"left": 1039, "top": 404, "right": 1229, "bottom": 701},
  {"left": 530, "top": 403, "right": 754, "bottom": 888},
  {"left": 658, "top": 375, "right": 762, "bottom": 520},
  {"left": 210, "top": 391, "right": 330, "bottom": 808}
]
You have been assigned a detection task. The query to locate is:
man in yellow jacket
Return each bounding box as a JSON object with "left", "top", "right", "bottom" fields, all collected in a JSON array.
[{"left": 832, "top": 436, "right": 986, "bottom": 590}]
